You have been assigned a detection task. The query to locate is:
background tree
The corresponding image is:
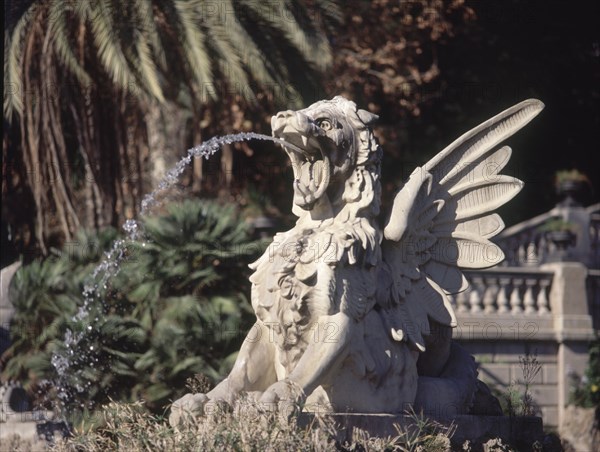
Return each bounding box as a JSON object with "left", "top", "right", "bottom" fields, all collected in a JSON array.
[
  {"left": 4, "top": 0, "right": 598, "bottom": 258},
  {"left": 3, "top": 0, "right": 341, "bottom": 255},
  {"left": 322, "top": 0, "right": 476, "bottom": 208},
  {"left": 324, "top": 0, "right": 599, "bottom": 225}
]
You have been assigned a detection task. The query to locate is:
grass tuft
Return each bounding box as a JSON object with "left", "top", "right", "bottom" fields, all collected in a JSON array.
[{"left": 47, "top": 399, "right": 460, "bottom": 452}]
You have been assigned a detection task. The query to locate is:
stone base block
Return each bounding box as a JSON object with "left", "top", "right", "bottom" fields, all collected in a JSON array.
[{"left": 0, "top": 420, "right": 69, "bottom": 450}]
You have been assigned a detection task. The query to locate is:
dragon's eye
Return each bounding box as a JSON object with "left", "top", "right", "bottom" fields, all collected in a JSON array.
[{"left": 316, "top": 118, "right": 333, "bottom": 131}]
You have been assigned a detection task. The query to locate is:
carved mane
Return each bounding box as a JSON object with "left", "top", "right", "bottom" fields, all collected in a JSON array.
[{"left": 288, "top": 98, "right": 384, "bottom": 269}]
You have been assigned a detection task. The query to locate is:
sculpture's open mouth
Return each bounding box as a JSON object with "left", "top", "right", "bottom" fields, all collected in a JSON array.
[
  {"left": 272, "top": 114, "right": 331, "bottom": 210},
  {"left": 285, "top": 138, "right": 331, "bottom": 210}
]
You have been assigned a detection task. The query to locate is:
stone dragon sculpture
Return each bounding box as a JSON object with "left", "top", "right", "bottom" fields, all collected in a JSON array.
[{"left": 170, "top": 96, "right": 544, "bottom": 425}]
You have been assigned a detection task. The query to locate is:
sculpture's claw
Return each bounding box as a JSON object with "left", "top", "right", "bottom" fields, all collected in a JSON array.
[
  {"left": 258, "top": 380, "right": 304, "bottom": 416},
  {"left": 168, "top": 393, "right": 209, "bottom": 428}
]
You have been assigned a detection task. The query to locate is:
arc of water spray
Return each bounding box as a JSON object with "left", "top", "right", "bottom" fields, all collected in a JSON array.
[
  {"left": 103, "top": 133, "right": 299, "bottom": 295},
  {"left": 53, "top": 132, "right": 301, "bottom": 410}
]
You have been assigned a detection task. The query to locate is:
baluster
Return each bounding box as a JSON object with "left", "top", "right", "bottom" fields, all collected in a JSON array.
[
  {"left": 518, "top": 244, "right": 526, "bottom": 265},
  {"left": 483, "top": 278, "right": 498, "bottom": 314},
  {"left": 513, "top": 237, "right": 521, "bottom": 267},
  {"left": 526, "top": 242, "right": 537, "bottom": 266},
  {"left": 469, "top": 277, "right": 483, "bottom": 313},
  {"left": 510, "top": 278, "right": 523, "bottom": 314},
  {"left": 538, "top": 235, "right": 548, "bottom": 263},
  {"left": 524, "top": 279, "right": 536, "bottom": 314},
  {"left": 537, "top": 278, "right": 550, "bottom": 314},
  {"left": 547, "top": 236, "right": 556, "bottom": 256},
  {"left": 497, "top": 277, "right": 510, "bottom": 313},
  {"left": 506, "top": 239, "right": 514, "bottom": 266}
]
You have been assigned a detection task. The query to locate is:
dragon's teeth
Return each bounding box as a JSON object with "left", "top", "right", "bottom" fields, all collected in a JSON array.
[
  {"left": 391, "top": 328, "right": 404, "bottom": 342},
  {"left": 300, "top": 161, "right": 311, "bottom": 186},
  {"left": 313, "top": 160, "right": 323, "bottom": 185}
]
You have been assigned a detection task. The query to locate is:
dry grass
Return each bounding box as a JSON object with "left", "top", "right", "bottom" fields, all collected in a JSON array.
[{"left": 46, "top": 399, "right": 455, "bottom": 452}]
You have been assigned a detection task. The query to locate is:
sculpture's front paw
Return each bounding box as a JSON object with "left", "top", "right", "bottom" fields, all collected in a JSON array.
[
  {"left": 258, "top": 380, "right": 303, "bottom": 414},
  {"left": 169, "top": 393, "right": 209, "bottom": 427}
]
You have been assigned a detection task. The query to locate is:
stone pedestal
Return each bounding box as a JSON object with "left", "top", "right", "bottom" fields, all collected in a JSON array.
[
  {"left": 559, "top": 405, "right": 599, "bottom": 452},
  {"left": 543, "top": 262, "right": 595, "bottom": 426},
  {"left": 0, "top": 261, "right": 20, "bottom": 356}
]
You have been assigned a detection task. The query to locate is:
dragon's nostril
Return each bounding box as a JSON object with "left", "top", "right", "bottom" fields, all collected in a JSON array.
[{"left": 276, "top": 110, "right": 294, "bottom": 119}]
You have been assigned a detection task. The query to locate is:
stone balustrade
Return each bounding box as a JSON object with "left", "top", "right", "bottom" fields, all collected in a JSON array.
[
  {"left": 453, "top": 263, "right": 594, "bottom": 342},
  {"left": 452, "top": 267, "right": 556, "bottom": 342},
  {"left": 453, "top": 268, "right": 553, "bottom": 316},
  {"left": 495, "top": 212, "right": 556, "bottom": 267},
  {"left": 495, "top": 203, "right": 600, "bottom": 269},
  {"left": 447, "top": 193, "right": 598, "bottom": 428},
  {"left": 454, "top": 262, "right": 595, "bottom": 428}
]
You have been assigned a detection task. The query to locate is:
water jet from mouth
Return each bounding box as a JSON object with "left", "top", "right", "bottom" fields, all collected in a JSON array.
[{"left": 50, "top": 132, "right": 304, "bottom": 418}]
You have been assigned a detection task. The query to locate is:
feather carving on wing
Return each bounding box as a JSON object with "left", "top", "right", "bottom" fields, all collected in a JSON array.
[{"left": 381, "top": 99, "right": 545, "bottom": 352}]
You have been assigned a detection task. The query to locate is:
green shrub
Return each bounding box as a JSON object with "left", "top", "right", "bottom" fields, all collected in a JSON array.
[
  {"left": 569, "top": 337, "right": 600, "bottom": 408},
  {"left": 1, "top": 228, "right": 118, "bottom": 393},
  {"left": 1, "top": 200, "right": 264, "bottom": 414}
]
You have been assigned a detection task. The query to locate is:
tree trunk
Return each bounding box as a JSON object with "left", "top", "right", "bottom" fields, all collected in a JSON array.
[{"left": 144, "top": 102, "right": 188, "bottom": 189}]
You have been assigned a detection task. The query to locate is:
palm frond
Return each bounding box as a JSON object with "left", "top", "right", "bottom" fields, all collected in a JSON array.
[
  {"left": 4, "top": 2, "right": 40, "bottom": 119},
  {"left": 48, "top": 0, "right": 92, "bottom": 86},
  {"left": 232, "top": 1, "right": 305, "bottom": 105},
  {"left": 210, "top": 0, "right": 282, "bottom": 94},
  {"left": 4, "top": 32, "right": 14, "bottom": 118},
  {"left": 173, "top": 0, "right": 214, "bottom": 99},
  {"left": 309, "top": 0, "right": 344, "bottom": 33},
  {"left": 134, "top": 0, "right": 167, "bottom": 70},
  {"left": 135, "top": 31, "right": 165, "bottom": 102},
  {"left": 243, "top": 0, "right": 332, "bottom": 70},
  {"left": 86, "top": 0, "right": 137, "bottom": 93},
  {"left": 202, "top": 8, "right": 252, "bottom": 102}
]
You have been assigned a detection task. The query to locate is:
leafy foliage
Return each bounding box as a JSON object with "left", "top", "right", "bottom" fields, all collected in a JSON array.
[
  {"left": 498, "top": 352, "right": 542, "bottom": 417},
  {"left": 569, "top": 337, "right": 600, "bottom": 408},
  {"left": 554, "top": 169, "right": 591, "bottom": 186},
  {"left": 325, "top": 0, "right": 475, "bottom": 118},
  {"left": 1, "top": 228, "right": 119, "bottom": 390},
  {"left": 1, "top": 200, "right": 264, "bottom": 413}
]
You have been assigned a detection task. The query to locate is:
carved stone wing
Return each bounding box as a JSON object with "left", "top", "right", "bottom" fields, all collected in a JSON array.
[{"left": 381, "top": 99, "right": 544, "bottom": 351}]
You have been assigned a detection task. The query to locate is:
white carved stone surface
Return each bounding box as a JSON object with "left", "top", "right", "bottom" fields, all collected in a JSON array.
[{"left": 170, "top": 96, "right": 544, "bottom": 426}]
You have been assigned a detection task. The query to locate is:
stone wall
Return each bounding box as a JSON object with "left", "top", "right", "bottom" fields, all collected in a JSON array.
[
  {"left": 454, "top": 261, "right": 596, "bottom": 429},
  {"left": 459, "top": 340, "right": 560, "bottom": 427}
]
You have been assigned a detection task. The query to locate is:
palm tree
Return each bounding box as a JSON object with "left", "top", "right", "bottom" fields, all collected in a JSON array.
[{"left": 4, "top": 0, "right": 341, "bottom": 254}]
